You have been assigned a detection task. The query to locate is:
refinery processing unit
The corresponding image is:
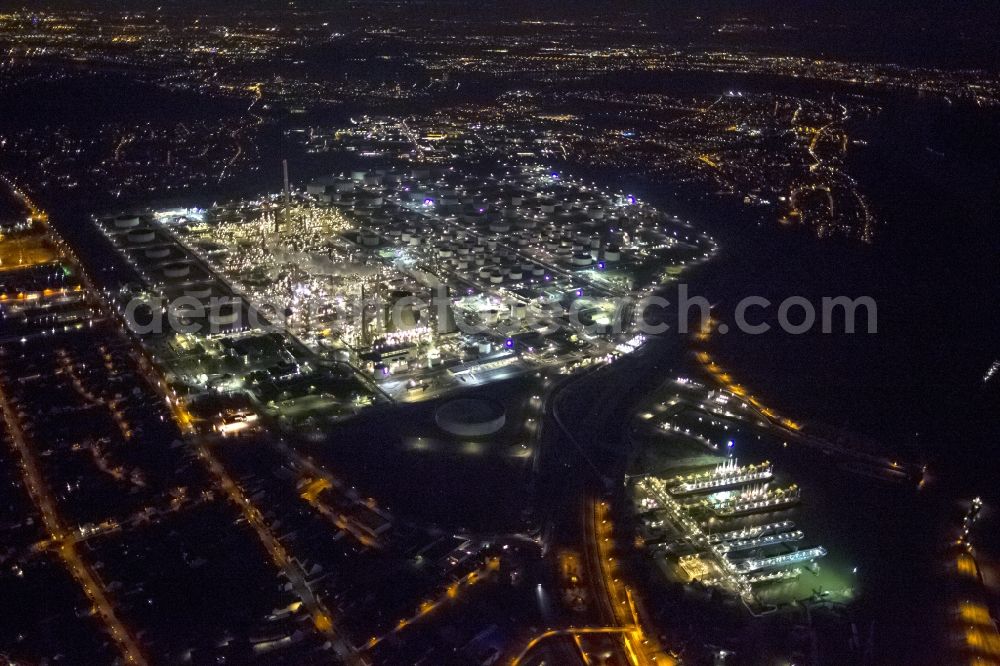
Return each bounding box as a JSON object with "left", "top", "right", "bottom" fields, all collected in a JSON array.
[{"left": 94, "top": 164, "right": 717, "bottom": 417}]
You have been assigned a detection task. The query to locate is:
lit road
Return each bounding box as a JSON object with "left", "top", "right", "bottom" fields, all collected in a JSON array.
[
  {"left": 542, "top": 334, "right": 683, "bottom": 666},
  {"left": 0, "top": 175, "right": 147, "bottom": 665},
  {"left": 73, "top": 221, "right": 365, "bottom": 663},
  {"left": 0, "top": 368, "right": 148, "bottom": 665},
  {"left": 153, "top": 376, "right": 362, "bottom": 664},
  {"left": 362, "top": 556, "right": 501, "bottom": 652},
  {"left": 509, "top": 626, "right": 633, "bottom": 666},
  {"left": 192, "top": 441, "right": 359, "bottom": 665}
]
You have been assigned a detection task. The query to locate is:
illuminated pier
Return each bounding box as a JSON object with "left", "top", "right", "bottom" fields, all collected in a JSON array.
[
  {"left": 708, "top": 520, "right": 795, "bottom": 544},
  {"left": 717, "top": 530, "right": 804, "bottom": 554},
  {"left": 709, "top": 484, "right": 800, "bottom": 516},
  {"left": 733, "top": 547, "right": 827, "bottom": 574},
  {"left": 745, "top": 568, "right": 802, "bottom": 585},
  {"left": 667, "top": 459, "right": 772, "bottom": 493}
]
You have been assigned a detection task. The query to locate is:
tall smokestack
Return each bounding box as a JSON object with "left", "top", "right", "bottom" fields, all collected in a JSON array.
[
  {"left": 282, "top": 159, "right": 290, "bottom": 206},
  {"left": 278, "top": 159, "right": 290, "bottom": 233}
]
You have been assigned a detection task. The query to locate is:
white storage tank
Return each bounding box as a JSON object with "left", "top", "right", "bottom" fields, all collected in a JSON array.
[
  {"left": 128, "top": 229, "right": 156, "bottom": 244},
  {"left": 114, "top": 215, "right": 141, "bottom": 229},
  {"left": 209, "top": 304, "right": 240, "bottom": 327},
  {"left": 169, "top": 301, "right": 204, "bottom": 321},
  {"left": 162, "top": 262, "right": 191, "bottom": 279}
]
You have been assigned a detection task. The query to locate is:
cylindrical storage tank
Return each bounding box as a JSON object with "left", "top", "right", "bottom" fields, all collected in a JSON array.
[
  {"left": 209, "top": 304, "right": 240, "bottom": 327},
  {"left": 128, "top": 229, "right": 156, "bottom": 244},
  {"left": 360, "top": 232, "right": 380, "bottom": 247},
  {"left": 508, "top": 269, "right": 523, "bottom": 281},
  {"left": 571, "top": 252, "right": 593, "bottom": 266},
  {"left": 169, "top": 301, "right": 205, "bottom": 320},
  {"left": 490, "top": 271, "right": 504, "bottom": 284},
  {"left": 489, "top": 221, "right": 510, "bottom": 233},
  {"left": 477, "top": 341, "right": 492, "bottom": 355},
  {"left": 335, "top": 181, "right": 354, "bottom": 192},
  {"left": 439, "top": 248, "right": 453, "bottom": 258},
  {"left": 479, "top": 267, "right": 492, "bottom": 279},
  {"left": 532, "top": 266, "right": 545, "bottom": 277},
  {"left": 163, "top": 263, "right": 191, "bottom": 279},
  {"left": 185, "top": 286, "right": 213, "bottom": 299},
  {"left": 435, "top": 398, "right": 506, "bottom": 437},
  {"left": 145, "top": 247, "right": 171, "bottom": 260},
  {"left": 604, "top": 246, "right": 621, "bottom": 262},
  {"left": 351, "top": 170, "right": 367, "bottom": 181},
  {"left": 363, "top": 175, "right": 381, "bottom": 186},
  {"left": 114, "top": 215, "right": 140, "bottom": 229}
]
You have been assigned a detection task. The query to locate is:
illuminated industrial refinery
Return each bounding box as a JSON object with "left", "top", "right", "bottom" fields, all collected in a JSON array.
[
  {"left": 2, "top": 4, "right": 996, "bottom": 665},
  {"left": 95, "top": 163, "right": 716, "bottom": 406}
]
